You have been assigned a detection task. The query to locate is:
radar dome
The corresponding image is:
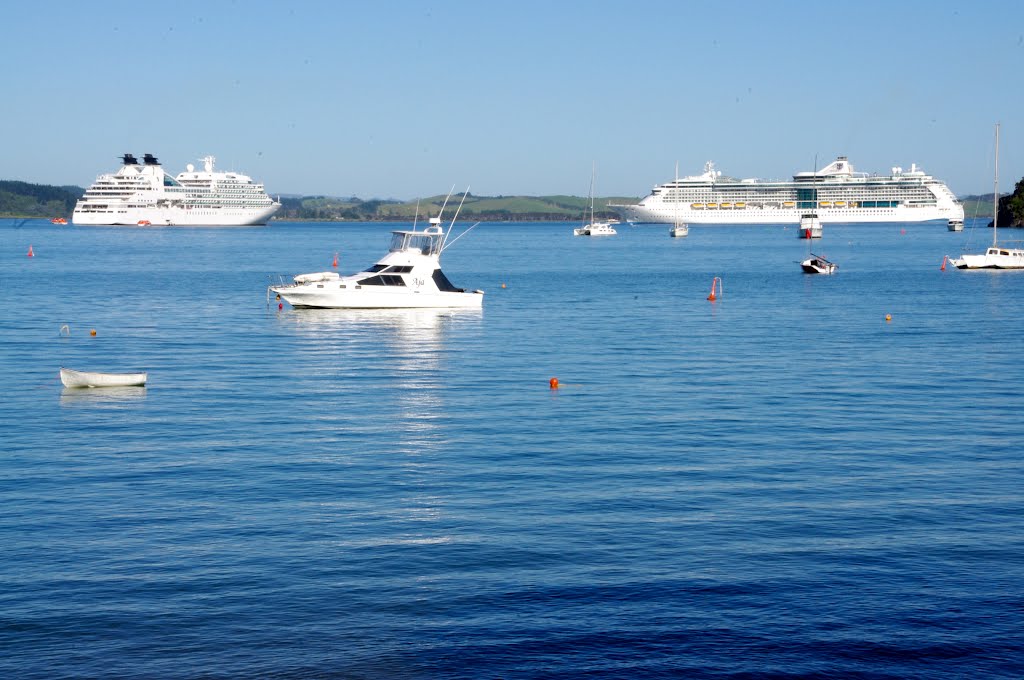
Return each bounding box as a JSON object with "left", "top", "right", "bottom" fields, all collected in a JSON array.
[{"left": 186, "top": 163, "right": 195, "bottom": 172}]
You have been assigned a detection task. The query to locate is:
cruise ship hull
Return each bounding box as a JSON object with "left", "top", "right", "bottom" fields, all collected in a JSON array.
[
  {"left": 614, "top": 204, "right": 960, "bottom": 226},
  {"left": 73, "top": 203, "right": 280, "bottom": 226}
]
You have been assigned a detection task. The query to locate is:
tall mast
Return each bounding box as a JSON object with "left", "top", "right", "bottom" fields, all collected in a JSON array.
[
  {"left": 590, "top": 162, "right": 596, "bottom": 224},
  {"left": 993, "top": 122, "right": 1000, "bottom": 245}
]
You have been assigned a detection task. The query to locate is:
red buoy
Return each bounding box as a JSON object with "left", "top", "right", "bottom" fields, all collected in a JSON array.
[
  {"left": 707, "top": 276, "right": 721, "bottom": 301},
  {"left": 941, "top": 255, "right": 948, "bottom": 271},
  {"left": 332, "top": 252, "right": 339, "bottom": 268},
  {"left": 27, "top": 245, "right": 34, "bottom": 257},
  {"left": 549, "top": 377, "right": 559, "bottom": 389}
]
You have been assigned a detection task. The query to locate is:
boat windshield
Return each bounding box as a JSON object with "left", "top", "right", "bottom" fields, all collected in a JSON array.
[{"left": 389, "top": 230, "right": 442, "bottom": 255}]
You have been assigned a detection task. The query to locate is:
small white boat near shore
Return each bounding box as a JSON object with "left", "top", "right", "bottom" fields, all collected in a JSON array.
[{"left": 60, "top": 367, "right": 147, "bottom": 388}]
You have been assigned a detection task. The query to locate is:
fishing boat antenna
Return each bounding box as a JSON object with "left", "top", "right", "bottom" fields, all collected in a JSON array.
[
  {"left": 413, "top": 199, "right": 420, "bottom": 231},
  {"left": 441, "top": 221, "right": 481, "bottom": 253},
  {"left": 435, "top": 185, "right": 456, "bottom": 223},
  {"left": 441, "top": 187, "right": 470, "bottom": 250}
]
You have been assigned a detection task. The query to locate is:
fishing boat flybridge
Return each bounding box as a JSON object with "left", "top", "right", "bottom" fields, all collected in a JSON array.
[{"left": 271, "top": 195, "right": 483, "bottom": 309}]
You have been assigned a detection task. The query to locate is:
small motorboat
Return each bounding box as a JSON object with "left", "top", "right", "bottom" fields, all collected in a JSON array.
[
  {"left": 801, "top": 254, "right": 837, "bottom": 275},
  {"left": 798, "top": 213, "right": 822, "bottom": 239},
  {"left": 51, "top": 217, "right": 68, "bottom": 225},
  {"left": 60, "top": 367, "right": 147, "bottom": 388}
]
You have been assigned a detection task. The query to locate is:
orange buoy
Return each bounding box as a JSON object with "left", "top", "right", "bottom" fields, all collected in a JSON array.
[
  {"left": 27, "top": 245, "right": 34, "bottom": 257},
  {"left": 707, "top": 276, "right": 721, "bottom": 301},
  {"left": 89, "top": 329, "right": 97, "bottom": 336},
  {"left": 885, "top": 314, "right": 892, "bottom": 322},
  {"left": 940, "top": 255, "right": 948, "bottom": 271},
  {"left": 501, "top": 283, "right": 507, "bottom": 289},
  {"left": 549, "top": 377, "right": 559, "bottom": 389},
  {"left": 332, "top": 252, "right": 339, "bottom": 268}
]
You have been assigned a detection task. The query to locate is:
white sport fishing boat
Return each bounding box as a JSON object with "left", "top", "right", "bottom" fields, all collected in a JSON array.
[{"left": 271, "top": 196, "right": 483, "bottom": 309}]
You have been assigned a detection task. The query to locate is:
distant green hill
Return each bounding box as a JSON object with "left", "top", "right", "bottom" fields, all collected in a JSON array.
[
  {"left": 0, "top": 180, "right": 82, "bottom": 218},
  {"left": 277, "top": 193, "right": 636, "bottom": 222}
]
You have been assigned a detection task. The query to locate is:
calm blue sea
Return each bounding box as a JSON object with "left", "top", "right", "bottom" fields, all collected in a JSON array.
[{"left": 1, "top": 217, "right": 1022, "bottom": 679}]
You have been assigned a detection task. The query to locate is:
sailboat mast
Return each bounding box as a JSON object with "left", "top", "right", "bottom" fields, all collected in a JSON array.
[
  {"left": 993, "top": 122, "right": 1000, "bottom": 245},
  {"left": 674, "top": 161, "right": 679, "bottom": 227},
  {"left": 590, "top": 162, "right": 596, "bottom": 224}
]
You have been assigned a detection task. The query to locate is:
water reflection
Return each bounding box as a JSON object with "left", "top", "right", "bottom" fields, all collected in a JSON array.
[
  {"left": 277, "top": 307, "right": 483, "bottom": 447},
  {"left": 279, "top": 308, "right": 483, "bottom": 548},
  {"left": 59, "top": 386, "right": 147, "bottom": 407}
]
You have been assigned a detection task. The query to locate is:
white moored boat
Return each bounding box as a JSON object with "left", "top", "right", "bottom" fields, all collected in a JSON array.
[
  {"left": 574, "top": 164, "right": 617, "bottom": 237},
  {"left": 950, "top": 124, "right": 1024, "bottom": 270},
  {"left": 271, "top": 200, "right": 483, "bottom": 309},
  {"left": 610, "top": 157, "right": 964, "bottom": 229},
  {"left": 60, "top": 367, "right": 147, "bottom": 388},
  {"left": 801, "top": 254, "right": 837, "bottom": 275},
  {"left": 798, "top": 213, "right": 822, "bottom": 239},
  {"left": 73, "top": 154, "right": 281, "bottom": 226}
]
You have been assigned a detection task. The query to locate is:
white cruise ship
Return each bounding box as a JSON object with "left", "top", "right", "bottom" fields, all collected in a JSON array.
[
  {"left": 611, "top": 157, "right": 964, "bottom": 229},
  {"left": 72, "top": 154, "right": 281, "bottom": 226}
]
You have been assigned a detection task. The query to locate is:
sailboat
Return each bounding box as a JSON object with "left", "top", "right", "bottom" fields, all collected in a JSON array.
[
  {"left": 574, "top": 164, "right": 617, "bottom": 236},
  {"left": 949, "top": 123, "right": 1024, "bottom": 269},
  {"left": 669, "top": 162, "right": 689, "bottom": 237}
]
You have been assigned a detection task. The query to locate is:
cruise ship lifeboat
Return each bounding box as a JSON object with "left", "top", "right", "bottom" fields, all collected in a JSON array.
[{"left": 137, "top": 220, "right": 152, "bottom": 226}]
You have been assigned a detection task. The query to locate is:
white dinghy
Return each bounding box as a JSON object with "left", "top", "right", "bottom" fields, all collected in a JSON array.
[{"left": 60, "top": 367, "right": 148, "bottom": 388}]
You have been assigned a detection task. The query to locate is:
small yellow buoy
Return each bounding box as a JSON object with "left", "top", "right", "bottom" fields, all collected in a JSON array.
[
  {"left": 501, "top": 283, "right": 507, "bottom": 289},
  {"left": 90, "top": 329, "right": 97, "bottom": 336},
  {"left": 549, "top": 377, "right": 559, "bottom": 389},
  {"left": 885, "top": 314, "right": 892, "bottom": 322}
]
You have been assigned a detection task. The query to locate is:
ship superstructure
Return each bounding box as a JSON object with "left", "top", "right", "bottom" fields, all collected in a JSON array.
[
  {"left": 611, "top": 157, "right": 964, "bottom": 229},
  {"left": 72, "top": 154, "right": 281, "bottom": 226}
]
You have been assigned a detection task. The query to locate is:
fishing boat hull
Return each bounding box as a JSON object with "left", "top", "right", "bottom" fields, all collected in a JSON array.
[
  {"left": 274, "top": 286, "right": 483, "bottom": 309},
  {"left": 60, "top": 367, "right": 147, "bottom": 388}
]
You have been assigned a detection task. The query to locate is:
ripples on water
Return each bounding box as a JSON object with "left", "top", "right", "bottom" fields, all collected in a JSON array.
[{"left": 1, "top": 219, "right": 1022, "bottom": 678}]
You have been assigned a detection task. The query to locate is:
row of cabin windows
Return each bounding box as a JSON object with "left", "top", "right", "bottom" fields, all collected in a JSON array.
[{"left": 363, "top": 264, "right": 413, "bottom": 274}]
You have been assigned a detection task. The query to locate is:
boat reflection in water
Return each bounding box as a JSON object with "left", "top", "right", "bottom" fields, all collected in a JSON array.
[
  {"left": 275, "top": 306, "right": 483, "bottom": 438},
  {"left": 276, "top": 307, "right": 483, "bottom": 548},
  {"left": 59, "top": 386, "right": 147, "bottom": 407}
]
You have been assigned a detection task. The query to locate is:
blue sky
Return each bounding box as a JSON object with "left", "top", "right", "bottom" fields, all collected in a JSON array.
[{"left": 3, "top": 0, "right": 1022, "bottom": 199}]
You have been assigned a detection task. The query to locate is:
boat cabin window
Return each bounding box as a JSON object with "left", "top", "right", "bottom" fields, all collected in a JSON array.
[
  {"left": 363, "top": 264, "right": 388, "bottom": 273},
  {"left": 432, "top": 269, "right": 462, "bottom": 292},
  {"left": 357, "top": 274, "right": 407, "bottom": 286},
  {"left": 384, "top": 265, "right": 413, "bottom": 273},
  {"left": 389, "top": 231, "right": 442, "bottom": 255}
]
